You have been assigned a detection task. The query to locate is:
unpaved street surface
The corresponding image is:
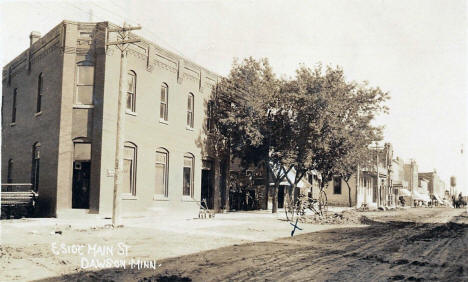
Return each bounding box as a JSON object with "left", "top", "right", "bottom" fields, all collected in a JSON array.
[{"left": 2, "top": 208, "right": 467, "bottom": 281}]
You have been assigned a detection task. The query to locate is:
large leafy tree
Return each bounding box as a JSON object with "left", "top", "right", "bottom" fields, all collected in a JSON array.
[
  {"left": 210, "top": 57, "right": 279, "bottom": 211},
  {"left": 279, "top": 64, "right": 389, "bottom": 214},
  {"left": 211, "top": 59, "right": 389, "bottom": 215},
  {"left": 298, "top": 65, "right": 389, "bottom": 210}
]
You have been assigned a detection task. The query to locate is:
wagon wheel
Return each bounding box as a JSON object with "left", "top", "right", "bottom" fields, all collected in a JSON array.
[{"left": 318, "top": 190, "right": 328, "bottom": 215}]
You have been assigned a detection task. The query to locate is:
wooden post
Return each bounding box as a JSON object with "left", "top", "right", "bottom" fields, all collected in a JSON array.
[{"left": 107, "top": 23, "right": 141, "bottom": 227}]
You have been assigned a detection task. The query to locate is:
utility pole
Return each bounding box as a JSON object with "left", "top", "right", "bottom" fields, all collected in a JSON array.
[
  {"left": 107, "top": 22, "right": 141, "bottom": 227},
  {"left": 375, "top": 142, "right": 380, "bottom": 208}
]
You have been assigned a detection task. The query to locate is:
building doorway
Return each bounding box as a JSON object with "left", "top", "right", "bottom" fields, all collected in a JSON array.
[
  {"left": 201, "top": 159, "right": 214, "bottom": 209},
  {"left": 278, "top": 185, "right": 286, "bottom": 208},
  {"left": 72, "top": 141, "right": 91, "bottom": 209},
  {"left": 72, "top": 161, "right": 90, "bottom": 209}
]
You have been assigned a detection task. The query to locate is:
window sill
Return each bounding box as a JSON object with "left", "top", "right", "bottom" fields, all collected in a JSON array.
[
  {"left": 153, "top": 194, "right": 169, "bottom": 201},
  {"left": 159, "top": 119, "right": 169, "bottom": 125},
  {"left": 121, "top": 194, "right": 138, "bottom": 200},
  {"left": 125, "top": 110, "right": 137, "bottom": 116},
  {"left": 181, "top": 195, "right": 196, "bottom": 202},
  {"left": 186, "top": 126, "right": 194, "bottom": 131},
  {"left": 34, "top": 111, "right": 42, "bottom": 117},
  {"left": 9, "top": 122, "right": 16, "bottom": 127},
  {"left": 73, "top": 104, "right": 94, "bottom": 109}
]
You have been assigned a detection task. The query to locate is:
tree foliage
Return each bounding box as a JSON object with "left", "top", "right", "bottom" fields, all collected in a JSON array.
[{"left": 211, "top": 58, "right": 389, "bottom": 215}]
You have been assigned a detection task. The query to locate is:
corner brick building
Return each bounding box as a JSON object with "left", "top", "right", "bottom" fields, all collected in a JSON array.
[{"left": 2, "top": 21, "right": 224, "bottom": 218}]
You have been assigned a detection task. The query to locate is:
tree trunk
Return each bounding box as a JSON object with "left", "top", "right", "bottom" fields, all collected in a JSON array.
[
  {"left": 319, "top": 181, "right": 326, "bottom": 215},
  {"left": 272, "top": 182, "right": 279, "bottom": 213},
  {"left": 223, "top": 152, "right": 231, "bottom": 211},
  {"left": 344, "top": 179, "right": 352, "bottom": 207},
  {"left": 289, "top": 183, "right": 298, "bottom": 221},
  {"left": 264, "top": 161, "right": 269, "bottom": 210}
]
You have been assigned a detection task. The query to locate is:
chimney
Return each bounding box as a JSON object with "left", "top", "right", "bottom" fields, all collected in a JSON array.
[{"left": 29, "top": 31, "right": 41, "bottom": 47}]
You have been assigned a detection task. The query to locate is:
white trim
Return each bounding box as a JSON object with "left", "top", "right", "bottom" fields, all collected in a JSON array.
[
  {"left": 153, "top": 194, "right": 169, "bottom": 201},
  {"left": 73, "top": 104, "right": 94, "bottom": 109},
  {"left": 121, "top": 194, "right": 138, "bottom": 200},
  {"left": 125, "top": 110, "right": 137, "bottom": 116}
]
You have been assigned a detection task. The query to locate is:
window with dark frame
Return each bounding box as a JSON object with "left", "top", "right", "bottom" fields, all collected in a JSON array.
[
  {"left": 75, "top": 62, "right": 94, "bottom": 105},
  {"left": 155, "top": 148, "right": 169, "bottom": 197},
  {"left": 2, "top": 95, "right": 4, "bottom": 124},
  {"left": 206, "top": 100, "right": 214, "bottom": 132},
  {"left": 7, "top": 159, "right": 13, "bottom": 183},
  {"left": 183, "top": 154, "right": 194, "bottom": 197},
  {"left": 12, "top": 88, "right": 17, "bottom": 123},
  {"left": 123, "top": 142, "right": 137, "bottom": 196},
  {"left": 31, "top": 143, "right": 41, "bottom": 192},
  {"left": 160, "top": 83, "right": 168, "bottom": 121},
  {"left": 126, "top": 71, "right": 136, "bottom": 112},
  {"left": 187, "top": 93, "right": 194, "bottom": 128},
  {"left": 333, "top": 176, "right": 341, "bottom": 194},
  {"left": 37, "top": 73, "right": 43, "bottom": 113}
]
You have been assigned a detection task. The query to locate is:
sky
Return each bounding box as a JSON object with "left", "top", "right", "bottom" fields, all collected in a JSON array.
[{"left": 1, "top": 0, "right": 467, "bottom": 194}]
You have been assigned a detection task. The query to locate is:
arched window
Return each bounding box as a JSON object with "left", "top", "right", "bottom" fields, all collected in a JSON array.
[
  {"left": 160, "top": 83, "right": 168, "bottom": 121},
  {"left": 155, "top": 148, "right": 169, "bottom": 197},
  {"left": 126, "top": 71, "right": 136, "bottom": 112},
  {"left": 187, "top": 93, "right": 194, "bottom": 128},
  {"left": 183, "top": 153, "right": 194, "bottom": 197},
  {"left": 75, "top": 61, "right": 94, "bottom": 105},
  {"left": 7, "top": 159, "right": 13, "bottom": 183},
  {"left": 31, "top": 142, "right": 41, "bottom": 192},
  {"left": 37, "top": 73, "right": 43, "bottom": 113},
  {"left": 12, "top": 88, "right": 17, "bottom": 123},
  {"left": 123, "top": 141, "right": 137, "bottom": 196}
]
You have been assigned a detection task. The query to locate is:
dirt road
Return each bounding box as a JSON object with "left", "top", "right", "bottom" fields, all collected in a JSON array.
[{"left": 35, "top": 208, "right": 467, "bottom": 282}]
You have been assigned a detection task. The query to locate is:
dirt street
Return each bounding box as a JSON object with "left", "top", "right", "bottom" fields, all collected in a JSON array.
[{"left": 2, "top": 208, "right": 467, "bottom": 281}]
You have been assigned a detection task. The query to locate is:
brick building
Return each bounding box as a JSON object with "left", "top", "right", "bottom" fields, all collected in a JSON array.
[
  {"left": 419, "top": 170, "right": 446, "bottom": 202},
  {"left": 403, "top": 159, "right": 419, "bottom": 200},
  {"left": 2, "top": 21, "right": 224, "bottom": 218}
]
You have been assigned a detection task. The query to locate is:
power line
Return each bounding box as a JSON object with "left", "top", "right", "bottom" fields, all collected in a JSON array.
[{"left": 91, "top": 1, "right": 187, "bottom": 57}]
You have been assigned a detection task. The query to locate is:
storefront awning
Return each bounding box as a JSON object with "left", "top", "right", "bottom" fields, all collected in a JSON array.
[
  {"left": 399, "top": 189, "right": 411, "bottom": 197},
  {"left": 413, "top": 191, "right": 430, "bottom": 202},
  {"left": 268, "top": 163, "right": 309, "bottom": 188}
]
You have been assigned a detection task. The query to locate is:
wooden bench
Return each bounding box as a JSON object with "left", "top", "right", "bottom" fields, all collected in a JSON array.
[{"left": 1, "top": 184, "right": 37, "bottom": 218}]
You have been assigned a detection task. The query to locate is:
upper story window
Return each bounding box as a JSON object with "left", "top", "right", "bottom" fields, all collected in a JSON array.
[
  {"left": 36, "top": 73, "right": 43, "bottom": 113},
  {"left": 126, "top": 71, "right": 136, "bottom": 113},
  {"left": 123, "top": 141, "right": 137, "bottom": 196},
  {"left": 12, "top": 88, "right": 17, "bottom": 123},
  {"left": 206, "top": 100, "right": 214, "bottom": 132},
  {"left": 155, "top": 148, "right": 169, "bottom": 197},
  {"left": 75, "top": 61, "right": 94, "bottom": 105},
  {"left": 160, "top": 83, "right": 168, "bottom": 121},
  {"left": 186, "top": 93, "right": 194, "bottom": 128}
]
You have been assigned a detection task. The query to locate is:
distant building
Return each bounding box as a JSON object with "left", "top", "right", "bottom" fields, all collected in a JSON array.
[
  {"left": 324, "top": 143, "right": 394, "bottom": 208},
  {"left": 419, "top": 170, "right": 445, "bottom": 202},
  {"left": 404, "top": 160, "right": 418, "bottom": 194},
  {"left": 392, "top": 157, "right": 411, "bottom": 205}
]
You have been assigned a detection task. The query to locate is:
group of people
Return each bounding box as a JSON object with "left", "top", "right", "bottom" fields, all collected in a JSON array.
[
  {"left": 228, "top": 185, "right": 260, "bottom": 211},
  {"left": 452, "top": 193, "right": 466, "bottom": 208}
]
